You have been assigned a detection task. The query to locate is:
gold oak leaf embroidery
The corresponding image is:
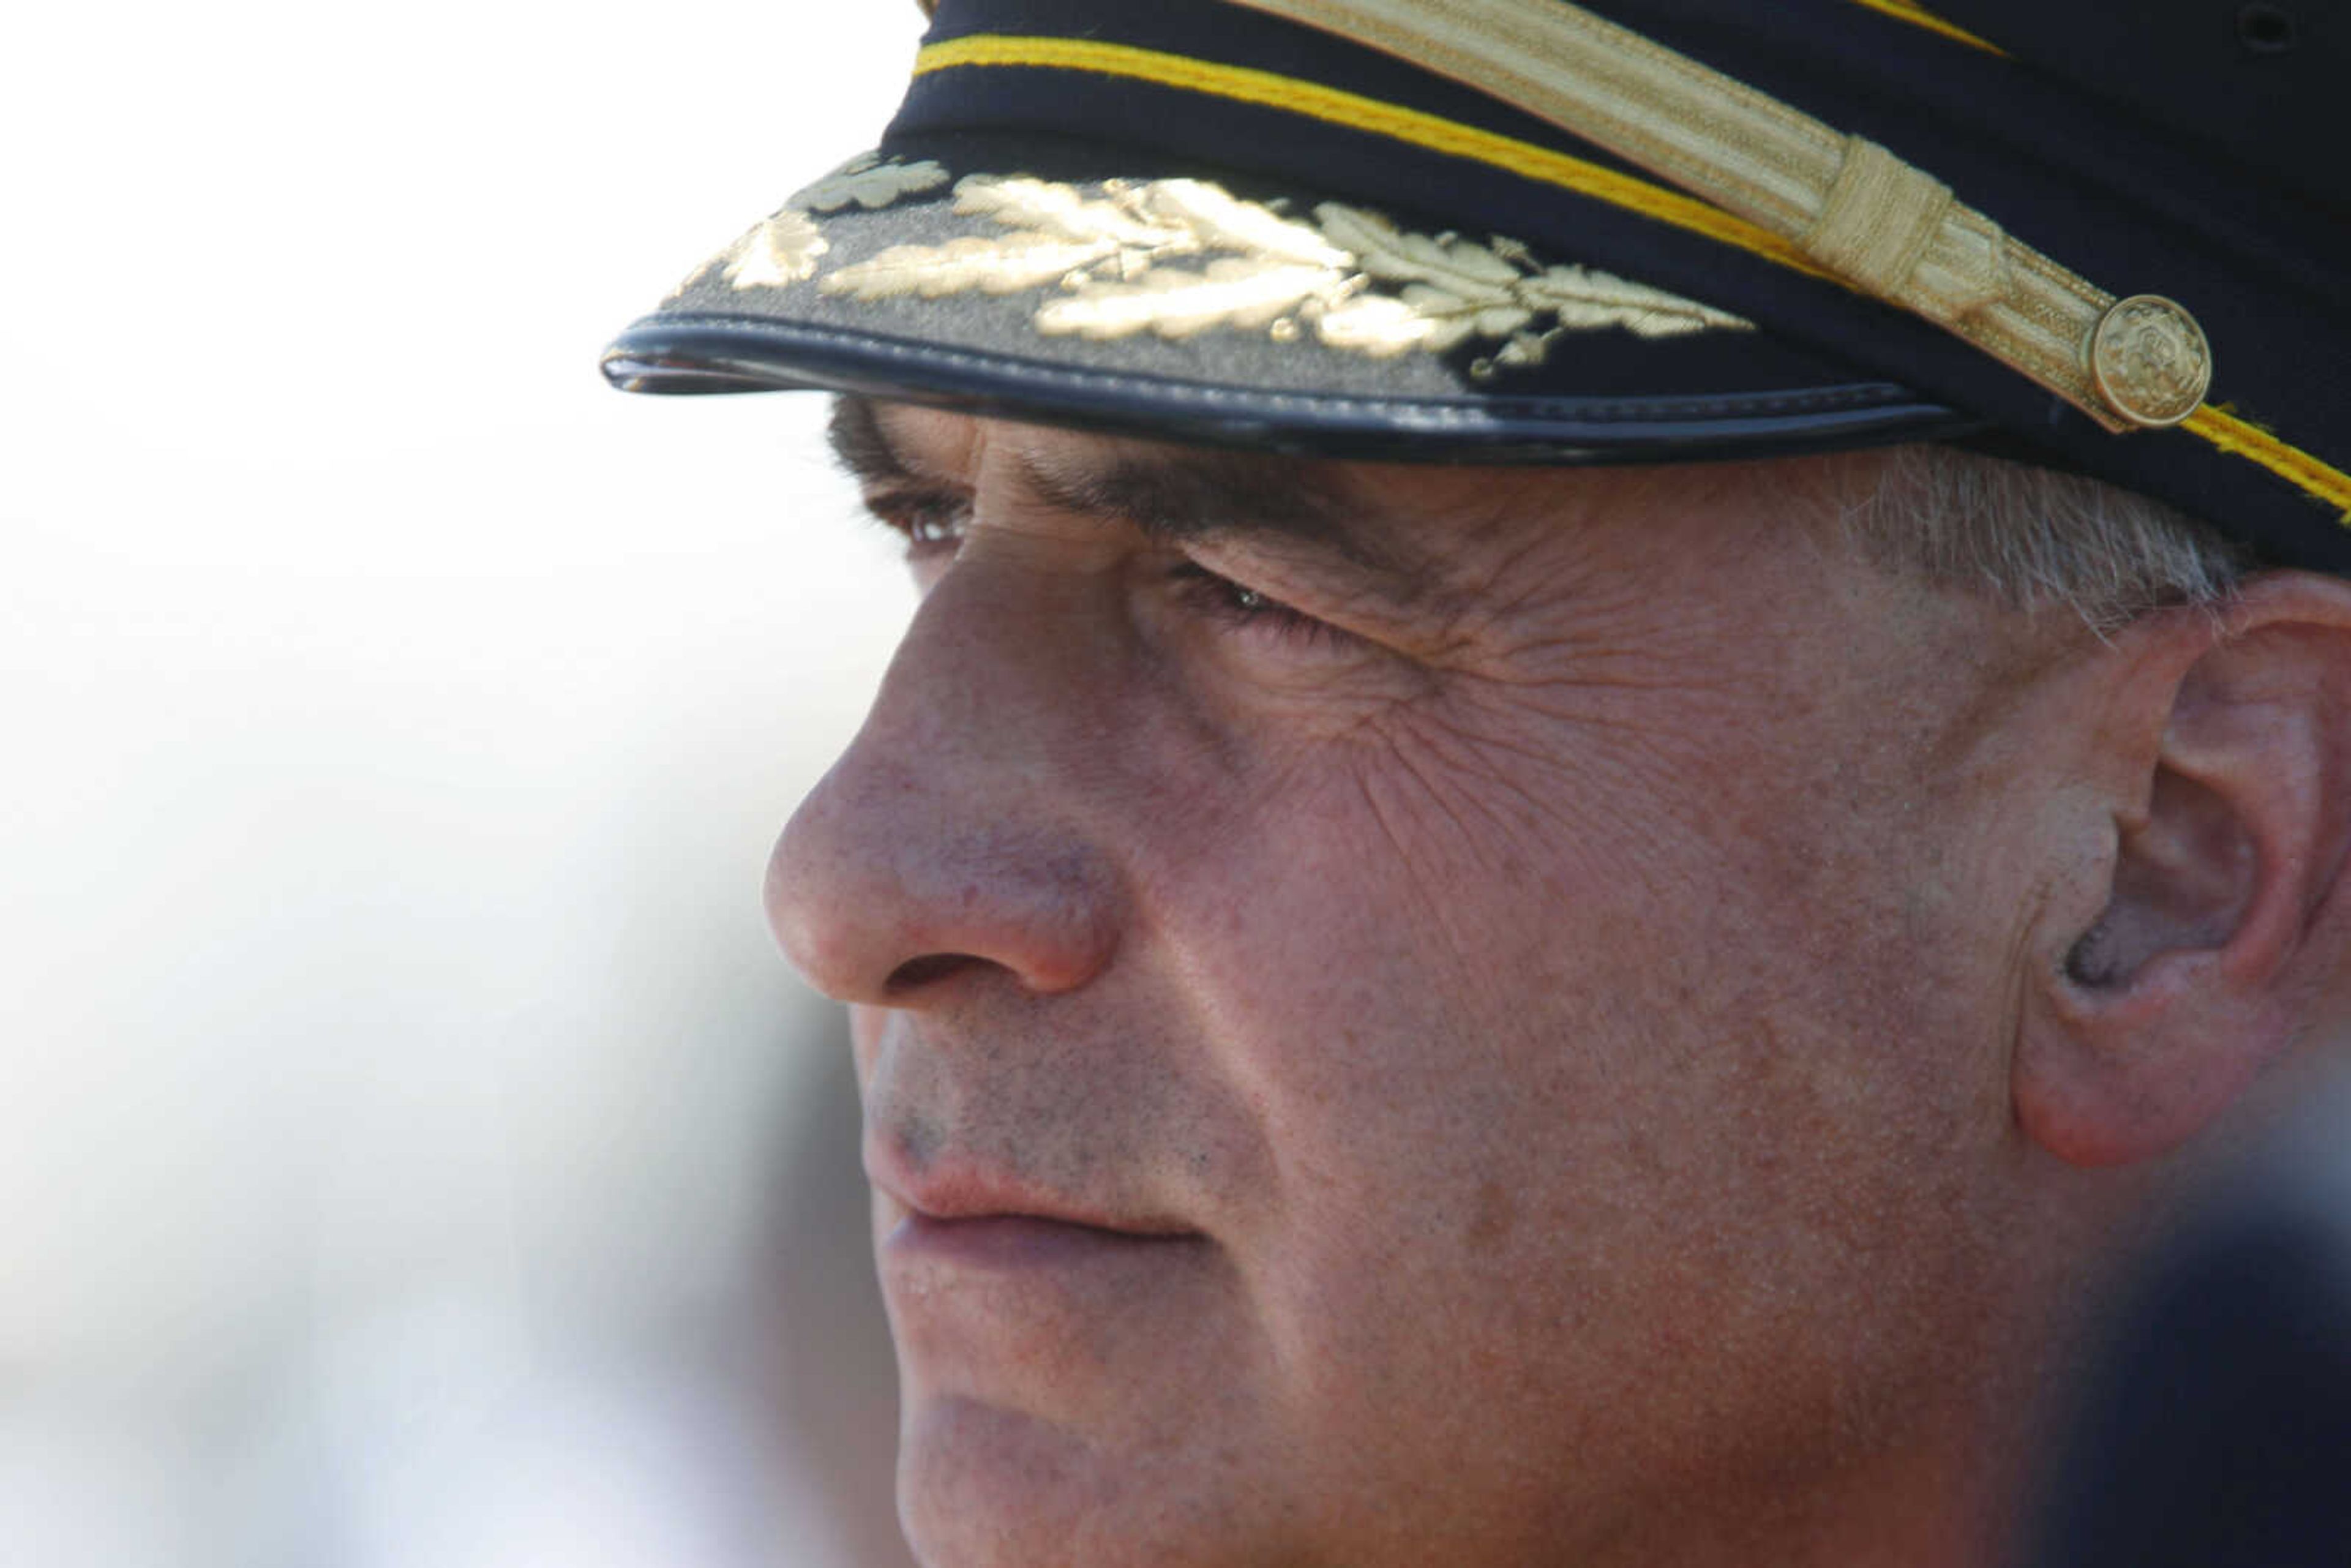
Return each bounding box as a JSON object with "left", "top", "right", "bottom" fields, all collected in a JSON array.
[
  {"left": 1040, "top": 258, "right": 1359, "bottom": 340},
  {"left": 1318, "top": 207, "right": 1750, "bottom": 367},
  {"left": 721, "top": 210, "right": 828, "bottom": 290},
  {"left": 813, "top": 174, "right": 1749, "bottom": 370},
  {"left": 790, "top": 153, "right": 952, "bottom": 213},
  {"left": 701, "top": 158, "right": 950, "bottom": 296}
]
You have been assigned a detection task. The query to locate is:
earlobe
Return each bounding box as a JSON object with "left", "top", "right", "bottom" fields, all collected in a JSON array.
[{"left": 2014, "top": 576, "right": 2351, "bottom": 1168}]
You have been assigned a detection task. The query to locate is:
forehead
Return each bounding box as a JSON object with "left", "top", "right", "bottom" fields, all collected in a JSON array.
[
  {"left": 841, "top": 394, "right": 1547, "bottom": 527},
  {"left": 836, "top": 396, "right": 1853, "bottom": 606}
]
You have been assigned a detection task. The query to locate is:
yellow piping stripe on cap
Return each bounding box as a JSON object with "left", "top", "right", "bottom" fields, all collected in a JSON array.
[
  {"left": 1845, "top": 0, "right": 2006, "bottom": 56},
  {"left": 916, "top": 34, "right": 2351, "bottom": 523},
  {"left": 2188, "top": 407, "right": 2351, "bottom": 519},
  {"left": 914, "top": 34, "right": 1837, "bottom": 284}
]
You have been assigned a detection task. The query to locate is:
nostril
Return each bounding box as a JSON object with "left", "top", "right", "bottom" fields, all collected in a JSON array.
[{"left": 886, "top": 952, "right": 991, "bottom": 995}]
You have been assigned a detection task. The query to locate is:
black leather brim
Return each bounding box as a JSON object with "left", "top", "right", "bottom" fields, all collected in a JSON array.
[{"left": 604, "top": 316, "right": 1980, "bottom": 464}]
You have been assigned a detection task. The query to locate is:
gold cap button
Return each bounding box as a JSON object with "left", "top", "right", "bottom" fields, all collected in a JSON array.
[{"left": 2090, "top": 295, "right": 2212, "bottom": 429}]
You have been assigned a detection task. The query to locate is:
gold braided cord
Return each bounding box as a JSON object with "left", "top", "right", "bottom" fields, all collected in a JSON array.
[
  {"left": 1845, "top": 0, "right": 2005, "bottom": 55},
  {"left": 1227, "top": 0, "right": 2123, "bottom": 420},
  {"left": 913, "top": 36, "right": 1835, "bottom": 281},
  {"left": 1239, "top": 0, "right": 1842, "bottom": 231}
]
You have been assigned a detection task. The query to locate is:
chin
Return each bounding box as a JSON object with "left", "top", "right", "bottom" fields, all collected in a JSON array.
[{"left": 898, "top": 1393, "right": 1290, "bottom": 1568}]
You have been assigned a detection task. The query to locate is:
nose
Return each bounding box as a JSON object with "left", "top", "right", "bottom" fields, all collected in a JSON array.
[{"left": 765, "top": 563, "right": 1127, "bottom": 1005}]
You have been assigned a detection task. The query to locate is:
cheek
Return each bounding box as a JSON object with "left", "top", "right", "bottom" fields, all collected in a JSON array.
[
  {"left": 1146, "top": 681, "right": 1998, "bottom": 1411},
  {"left": 1139, "top": 729, "right": 1637, "bottom": 1316}
]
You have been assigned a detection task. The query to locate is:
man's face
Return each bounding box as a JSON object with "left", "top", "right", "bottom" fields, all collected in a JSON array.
[{"left": 770, "top": 402, "right": 2058, "bottom": 1568}]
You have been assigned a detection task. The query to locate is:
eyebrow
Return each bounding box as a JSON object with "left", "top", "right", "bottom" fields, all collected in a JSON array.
[
  {"left": 826, "top": 392, "right": 912, "bottom": 492},
  {"left": 826, "top": 393, "right": 1408, "bottom": 578}
]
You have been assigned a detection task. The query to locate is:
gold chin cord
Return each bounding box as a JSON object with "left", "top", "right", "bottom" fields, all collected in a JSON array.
[{"left": 1222, "top": 0, "right": 2207, "bottom": 434}]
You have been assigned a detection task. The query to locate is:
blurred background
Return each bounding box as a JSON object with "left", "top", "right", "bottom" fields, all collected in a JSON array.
[{"left": 1, "top": 2, "right": 928, "bottom": 1563}]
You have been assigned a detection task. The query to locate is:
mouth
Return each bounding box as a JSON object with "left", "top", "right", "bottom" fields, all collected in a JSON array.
[
  {"left": 868, "top": 1144, "right": 1203, "bottom": 1270},
  {"left": 885, "top": 1210, "right": 1201, "bottom": 1272}
]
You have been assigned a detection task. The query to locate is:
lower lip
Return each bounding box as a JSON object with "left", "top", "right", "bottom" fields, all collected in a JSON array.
[{"left": 885, "top": 1212, "right": 1198, "bottom": 1270}]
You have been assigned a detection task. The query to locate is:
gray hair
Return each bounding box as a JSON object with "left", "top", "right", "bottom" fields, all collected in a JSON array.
[{"left": 1835, "top": 445, "right": 2251, "bottom": 628}]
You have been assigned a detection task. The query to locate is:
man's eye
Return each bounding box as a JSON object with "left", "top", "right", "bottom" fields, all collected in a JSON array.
[
  {"left": 1168, "top": 561, "right": 1343, "bottom": 650},
  {"left": 867, "top": 492, "right": 969, "bottom": 558}
]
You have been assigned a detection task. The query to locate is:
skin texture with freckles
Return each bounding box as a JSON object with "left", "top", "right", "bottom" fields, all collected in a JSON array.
[{"left": 767, "top": 405, "right": 2171, "bottom": 1568}]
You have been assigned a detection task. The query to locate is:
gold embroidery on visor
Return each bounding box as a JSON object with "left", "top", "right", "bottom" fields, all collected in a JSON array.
[
  {"left": 808, "top": 174, "right": 1749, "bottom": 370},
  {"left": 688, "top": 155, "right": 951, "bottom": 296},
  {"left": 792, "top": 152, "right": 952, "bottom": 212},
  {"left": 721, "top": 211, "right": 827, "bottom": 289}
]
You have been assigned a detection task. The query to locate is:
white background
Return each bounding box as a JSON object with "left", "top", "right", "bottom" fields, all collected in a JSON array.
[{"left": 1, "top": 2, "right": 928, "bottom": 1562}]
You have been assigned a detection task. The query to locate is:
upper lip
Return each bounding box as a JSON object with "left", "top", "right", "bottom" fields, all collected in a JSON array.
[{"left": 865, "top": 1138, "right": 1194, "bottom": 1237}]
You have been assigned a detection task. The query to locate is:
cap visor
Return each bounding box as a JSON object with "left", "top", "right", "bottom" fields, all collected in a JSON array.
[{"left": 603, "top": 131, "right": 1979, "bottom": 463}]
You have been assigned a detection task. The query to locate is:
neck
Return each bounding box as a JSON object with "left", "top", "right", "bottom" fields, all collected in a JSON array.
[{"left": 1617, "top": 1209, "right": 2128, "bottom": 1568}]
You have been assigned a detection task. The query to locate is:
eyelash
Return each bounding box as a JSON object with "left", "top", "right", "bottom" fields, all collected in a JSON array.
[
  {"left": 1166, "top": 561, "right": 1337, "bottom": 647},
  {"left": 868, "top": 492, "right": 966, "bottom": 558},
  {"left": 864, "top": 491, "right": 1341, "bottom": 650}
]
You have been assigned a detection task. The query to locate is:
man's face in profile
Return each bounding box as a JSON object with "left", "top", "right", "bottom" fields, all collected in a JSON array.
[{"left": 769, "top": 400, "right": 2066, "bottom": 1568}]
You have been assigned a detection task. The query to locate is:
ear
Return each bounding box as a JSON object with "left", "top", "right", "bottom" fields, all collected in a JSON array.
[{"left": 2014, "top": 573, "right": 2351, "bottom": 1168}]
